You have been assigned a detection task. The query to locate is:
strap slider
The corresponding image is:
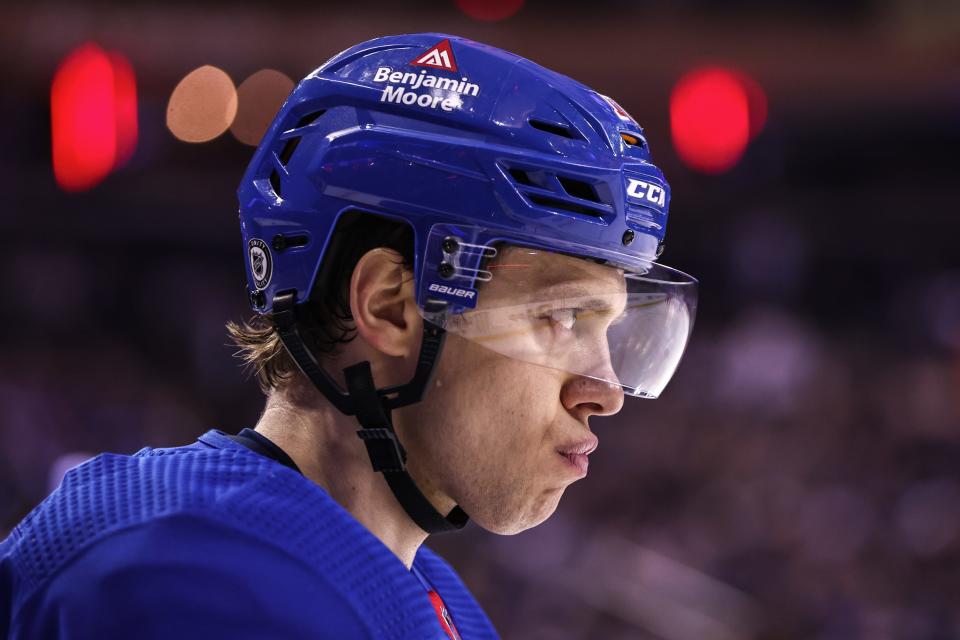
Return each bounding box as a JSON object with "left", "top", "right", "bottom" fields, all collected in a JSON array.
[{"left": 356, "top": 428, "right": 407, "bottom": 473}]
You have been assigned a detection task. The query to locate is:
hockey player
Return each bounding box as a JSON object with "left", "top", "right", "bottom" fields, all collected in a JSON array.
[{"left": 1, "top": 34, "right": 697, "bottom": 639}]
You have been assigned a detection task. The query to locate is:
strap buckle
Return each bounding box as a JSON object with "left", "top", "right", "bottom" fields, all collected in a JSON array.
[{"left": 356, "top": 428, "right": 406, "bottom": 473}]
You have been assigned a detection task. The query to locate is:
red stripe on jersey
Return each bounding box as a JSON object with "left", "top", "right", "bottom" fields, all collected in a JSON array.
[{"left": 427, "top": 590, "right": 462, "bottom": 640}]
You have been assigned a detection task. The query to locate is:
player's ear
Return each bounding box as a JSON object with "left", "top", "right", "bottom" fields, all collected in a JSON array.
[{"left": 349, "top": 248, "right": 421, "bottom": 358}]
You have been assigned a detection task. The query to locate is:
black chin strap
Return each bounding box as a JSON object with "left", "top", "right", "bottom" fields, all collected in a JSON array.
[{"left": 272, "top": 291, "right": 468, "bottom": 535}]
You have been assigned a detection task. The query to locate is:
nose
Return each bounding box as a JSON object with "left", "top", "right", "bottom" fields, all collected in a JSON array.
[
  {"left": 561, "top": 335, "right": 625, "bottom": 419},
  {"left": 560, "top": 370, "right": 625, "bottom": 420}
]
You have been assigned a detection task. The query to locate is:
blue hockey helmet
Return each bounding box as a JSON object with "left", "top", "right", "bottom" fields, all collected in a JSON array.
[{"left": 237, "top": 34, "right": 698, "bottom": 533}]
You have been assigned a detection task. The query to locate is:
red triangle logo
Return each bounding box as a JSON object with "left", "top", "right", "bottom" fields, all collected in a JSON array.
[
  {"left": 410, "top": 39, "right": 458, "bottom": 72},
  {"left": 599, "top": 93, "right": 636, "bottom": 123}
]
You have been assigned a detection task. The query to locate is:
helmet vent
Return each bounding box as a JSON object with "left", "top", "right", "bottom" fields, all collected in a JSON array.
[
  {"left": 529, "top": 118, "right": 581, "bottom": 140},
  {"left": 502, "top": 163, "right": 611, "bottom": 219},
  {"left": 269, "top": 110, "right": 327, "bottom": 200},
  {"left": 278, "top": 137, "right": 301, "bottom": 166},
  {"left": 557, "top": 176, "right": 600, "bottom": 203},
  {"left": 508, "top": 168, "right": 535, "bottom": 186},
  {"left": 526, "top": 193, "right": 604, "bottom": 218},
  {"left": 277, "top": 110, "right": 327, "bottom": 167},
  {"left": 293, "top": 110, "right": 326, "bottom": 130},
  {"left": 270, "top": 169, "right": 283, "bottom": 198},
  {"left": 620, "top": 132, "right": 647, "bottom": 149}
]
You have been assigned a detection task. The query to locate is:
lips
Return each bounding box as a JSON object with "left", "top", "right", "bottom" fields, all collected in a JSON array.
[
  {"left": 557, "top": 436, "right": 599, "bottom": 457},
  {"left": 560, "top": 452, "right": 589, "bottom": 476},
  {"left": 557, "top": 435, "right": 598, "bottom": 478}
]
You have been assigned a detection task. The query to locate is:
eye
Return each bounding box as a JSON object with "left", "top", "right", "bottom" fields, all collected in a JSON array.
[{"left": 545, "top": 308, "right": 581, "bottom": 331}]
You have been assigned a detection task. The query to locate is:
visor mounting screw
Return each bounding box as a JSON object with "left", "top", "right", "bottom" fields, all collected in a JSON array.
[
  {"left": 442, "top": 237, "right": 459, "bottom": 254},
  {"left": 656, "top": 241, "right": 665, "bottom": 257},
  {"left": 622, "top": 229, "right": 635, "bottom": 246},
  {"left": 249, "top": 290, "right": 266, "bottom": 308},
  {"left": 438, "top": 262, "right": 455, "bottom": 279}
]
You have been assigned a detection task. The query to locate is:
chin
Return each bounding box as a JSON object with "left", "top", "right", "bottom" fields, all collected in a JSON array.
[{"left": 472, "top": 490, "right": 564, "bottom": 535}]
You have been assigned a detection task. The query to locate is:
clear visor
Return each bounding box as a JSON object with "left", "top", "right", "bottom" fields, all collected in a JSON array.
[{"left": 421, "top": 244, "right": 697, "bottom": 399}]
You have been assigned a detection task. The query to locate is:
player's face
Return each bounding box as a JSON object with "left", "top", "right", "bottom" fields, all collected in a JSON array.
[{"left": 394, "top": 247, "right": 626, "bottom": 534}]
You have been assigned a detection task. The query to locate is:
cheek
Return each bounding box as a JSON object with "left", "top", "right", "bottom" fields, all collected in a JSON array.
[
  {"left": 401, "top": 338, "right": 568, "bottom": 530},
  {"left": 435, "top": 339, "right": 555, "bottom": 457}
]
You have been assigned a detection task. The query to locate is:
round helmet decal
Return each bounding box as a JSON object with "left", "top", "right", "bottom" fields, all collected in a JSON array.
[{"left": 248, "top": 238, "right": 272, "bottom": 290}]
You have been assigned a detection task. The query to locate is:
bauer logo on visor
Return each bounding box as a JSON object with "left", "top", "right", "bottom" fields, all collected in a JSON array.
[{"left": 428, "top": 283, "right": 477, "bottom": 300}]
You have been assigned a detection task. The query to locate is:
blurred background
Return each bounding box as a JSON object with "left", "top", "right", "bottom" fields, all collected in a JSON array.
[{"left": 2, "top": 0, "right": 959, "bottom": 638}]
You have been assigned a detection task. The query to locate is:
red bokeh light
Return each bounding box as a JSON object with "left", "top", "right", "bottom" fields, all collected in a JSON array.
[
  {"left": 51, "top": 43, "right": 138, "bottom": 192},
  {"left": 110, "top": 52, "right": 138, "bottom": 169},
  {"left": 737, "top": 71, "right": 768, "bottom": 140},
  {"left": 455, "top": 0, "right": 524, "bottom": 22},
  {"left": 670, "top": 66, "right": 765, "bottom": 175}
]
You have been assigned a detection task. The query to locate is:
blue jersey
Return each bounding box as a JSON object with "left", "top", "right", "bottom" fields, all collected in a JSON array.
[{"left": 0, "top": 430, "right": 499, "bottom": 639}]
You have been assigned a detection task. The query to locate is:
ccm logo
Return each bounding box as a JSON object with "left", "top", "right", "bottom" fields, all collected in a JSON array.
[
  {"left": 429, "top": 283, "right": 476, "bottom": 299},
  {"left": 626, "top": 178, "right": 666, "bottom": 207}
]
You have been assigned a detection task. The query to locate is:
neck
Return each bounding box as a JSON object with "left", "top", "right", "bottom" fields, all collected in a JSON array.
[{"left": 253, "top": 381, "right": 432, "bottom": 570}]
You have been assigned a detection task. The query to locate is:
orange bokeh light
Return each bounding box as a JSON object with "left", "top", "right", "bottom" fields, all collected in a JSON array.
[
  {"left": 231, "top": 69, "right": 295, "bottom": 147},
  {"left": 167, "top": 66, "right": 238, "bottom": 143}
]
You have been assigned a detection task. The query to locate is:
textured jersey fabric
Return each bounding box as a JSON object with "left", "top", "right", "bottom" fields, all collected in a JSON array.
[
  {"left": 227, "top": 427, "right": 461, "bottom": 640},
  {"left": 226, "top": 427, "right": 301, "bottom": 474},
  {"left": 0, "top": 429, "right": 499, "bottom": 639}
]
